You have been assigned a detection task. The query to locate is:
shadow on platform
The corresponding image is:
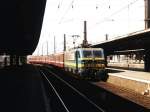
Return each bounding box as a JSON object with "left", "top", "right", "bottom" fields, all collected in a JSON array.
[
  {"left": 106, "top": 68, "right": 125, "bottom": 73},
  {"left": 0, "top": 64, "right": 49, "bottom": 112}
]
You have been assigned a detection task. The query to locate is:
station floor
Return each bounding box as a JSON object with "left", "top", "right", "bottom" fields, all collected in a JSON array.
[
  {"left": 0, "top": 64, "right": 50, "bottom": 112},
  {"left": 106, "top": 67, "right": 150, "bottom": 96}
]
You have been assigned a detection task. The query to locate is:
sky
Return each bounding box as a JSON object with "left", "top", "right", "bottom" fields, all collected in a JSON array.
[{"left": 34, "top": 0, "right": 145, "bottom": 55}]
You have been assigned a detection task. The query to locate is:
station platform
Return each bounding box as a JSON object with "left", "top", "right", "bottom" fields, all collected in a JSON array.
[
  {"left": 106, "top": 68, "right": 150, "bottom": 96},
  {"left": 0, "top": 64, "right": 49, "bottom": 112},
  {"left": 108, "top": 62, "right": 144, "bottom": 71}
]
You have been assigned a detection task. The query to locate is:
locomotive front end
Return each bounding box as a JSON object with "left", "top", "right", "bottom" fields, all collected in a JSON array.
[{"left": 78, "top": 48, "right": 106, "bottom": 79}]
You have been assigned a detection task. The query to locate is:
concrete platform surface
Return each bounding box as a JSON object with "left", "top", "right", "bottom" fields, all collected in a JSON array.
[{"left": 106, "top": 68, "right": 150, "bottom": 96}]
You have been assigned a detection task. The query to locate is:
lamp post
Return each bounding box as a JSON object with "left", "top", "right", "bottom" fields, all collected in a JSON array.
[
  {"left": 42, "top": 44, "right": 44, "bottom": 56},
  {"left": 54, "top": 36, "right": 56, "bottom": 53},
  {"left": 46, "top": 41, "right": 48, "bottom": 55},
  {"left": 42, "top": 41, "right": 49, "bottom": 56},
  {"left": 37, "top": 46, "right": 40, "bottom": 56}
]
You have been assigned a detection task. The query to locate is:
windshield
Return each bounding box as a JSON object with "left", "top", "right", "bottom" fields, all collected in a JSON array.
[
  {"left": 82, "top": 50, "right": 104, "bottom": 58},
  {"left": 93, "top": 50, "right": 103, "bottom": 57},
  {"left": 82, "top": 50, "right": 92, "bottom": 58}
]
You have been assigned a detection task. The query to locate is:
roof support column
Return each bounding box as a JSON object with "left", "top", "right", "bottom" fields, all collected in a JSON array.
[
  {"left": 144, "top": 49, "right": 150, "bottom": 72},
  {"left": 10, "top": 55, "right": 27, "bottom": 66},
  {"left": 145, "top": 0, "right": 150, "bottom": 29}
]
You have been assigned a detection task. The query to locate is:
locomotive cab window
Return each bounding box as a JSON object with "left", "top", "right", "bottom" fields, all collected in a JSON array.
[
  {"left": 93, "top": 50, "right": 104, "bottom": 58},
  {"left": 82, "top": 50, "right": 92, "bottom": 58},
  {"left": 82, "top": 50, "right": 104, "bottom": 58}
]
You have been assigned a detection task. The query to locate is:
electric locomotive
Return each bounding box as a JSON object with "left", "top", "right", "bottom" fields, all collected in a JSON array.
[{"left": 64, "top": 48, "right": 106, "bottom": 79}]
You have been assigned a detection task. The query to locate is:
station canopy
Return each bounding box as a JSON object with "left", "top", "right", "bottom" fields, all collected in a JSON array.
[{"left": 0, "top": 0, "right": 46, "bottom": 55}]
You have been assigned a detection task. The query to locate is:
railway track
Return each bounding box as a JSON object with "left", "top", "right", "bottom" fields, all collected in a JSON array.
[
  {"left": 38, "top": 65, "right": 149, "bottom": 112},
  {"left": 39, "top": 66, "right": 105, "bottom": 112}
]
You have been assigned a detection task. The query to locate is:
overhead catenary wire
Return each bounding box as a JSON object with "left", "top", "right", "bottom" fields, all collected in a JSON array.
[
  {"left": 90, "top": 0, "right": 140, "bottom": 28},
  {"left": 57, "top": 0, "right": 64, "bottom": 9},
  {"left": 58, "top": 0, "right": 140, "bottom": 27},
  {"left": 57, "top": 0, "right": 117, "bottom": 25},
  {"left": 49, "top": 0, "right": 142, "bottom": 26},
  {"left": 58, "top": 0, "right": 75, "bottom": 24}
]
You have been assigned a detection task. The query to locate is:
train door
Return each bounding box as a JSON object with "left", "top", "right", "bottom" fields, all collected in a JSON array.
[{"left": 75, "top": 51, "right": 80, "bottom": 73}]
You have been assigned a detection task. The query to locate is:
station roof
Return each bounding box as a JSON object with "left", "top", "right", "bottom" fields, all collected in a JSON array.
[
  {"left": 92, "top": 29, "right": 150, "bottom": 55},
  {"left": 0, "top": 0, "right": 46, "bottom": 55}
]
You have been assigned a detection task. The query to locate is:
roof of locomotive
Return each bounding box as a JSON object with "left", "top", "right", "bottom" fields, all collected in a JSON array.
[
  {"left": 78, "top": 48, "right": 103, "bottom": 51},
  {"left": 66, "top": 47, "right": 103, "bottom": 52}
]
